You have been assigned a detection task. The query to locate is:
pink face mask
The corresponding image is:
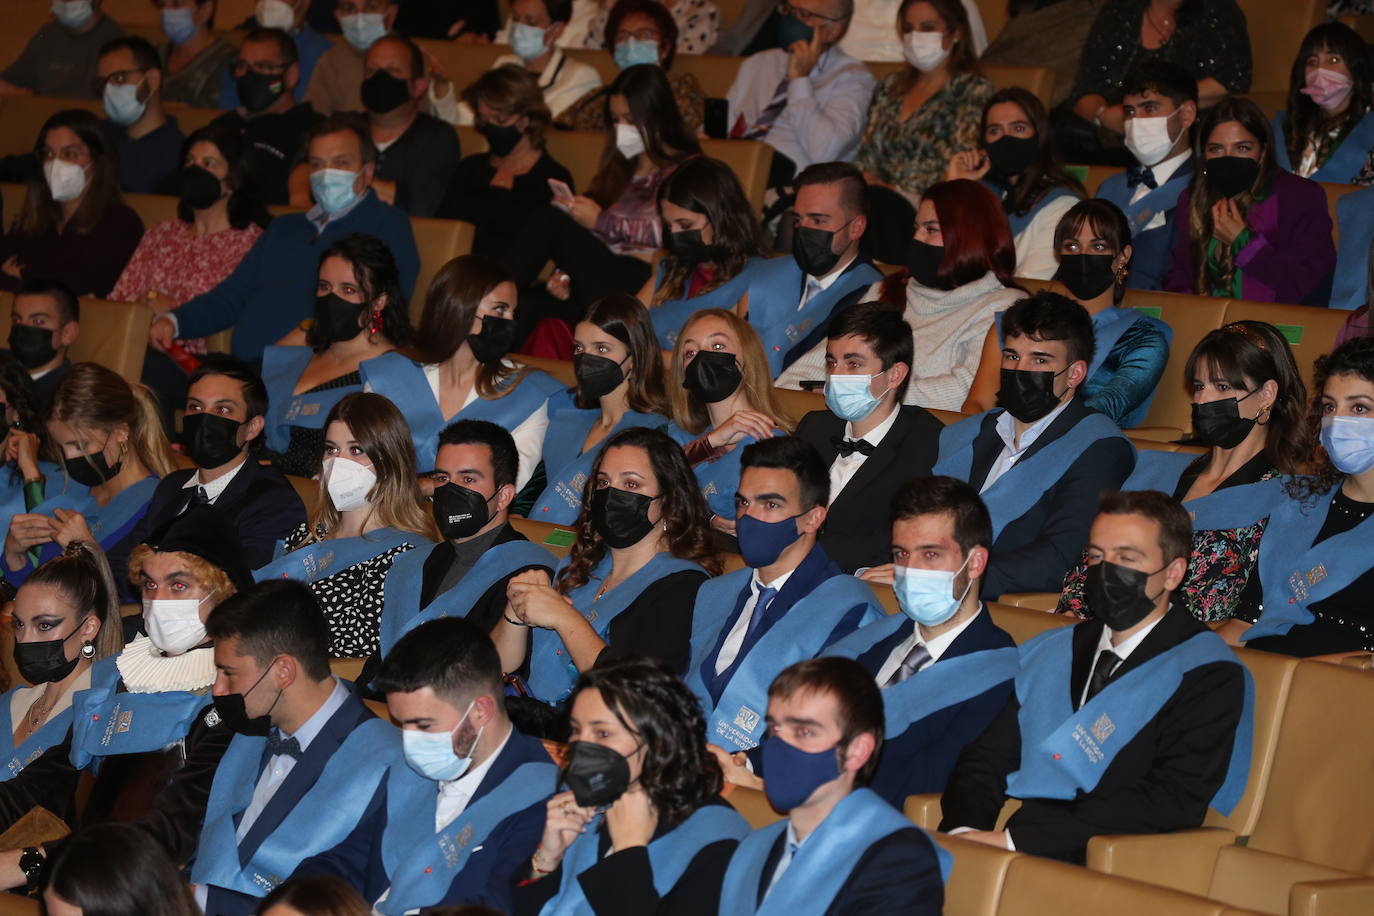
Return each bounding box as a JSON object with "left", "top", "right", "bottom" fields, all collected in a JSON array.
[{"left": 1301, "top": 67, "right": 1354, "bottom": 111}]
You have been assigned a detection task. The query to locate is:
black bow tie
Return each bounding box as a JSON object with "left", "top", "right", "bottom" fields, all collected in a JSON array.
[
  {"left": 266, "top": 732, "right": 302, "bottom": 759},
  {"left": 831, "top": 436, "right": 876, "bottom": 457},
  {"left": 1126, "top": 165, "right": 1158, "bottom": 190}
]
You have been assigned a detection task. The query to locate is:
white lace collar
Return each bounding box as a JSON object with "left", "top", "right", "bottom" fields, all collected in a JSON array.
[{"left": 115, "top": 636, "right": 216, "bottom": 695}]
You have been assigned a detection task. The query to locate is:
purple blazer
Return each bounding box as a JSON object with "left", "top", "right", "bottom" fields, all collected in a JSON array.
[{"left": 1164, "top": 168, "right": 1336, "bottom": 304}]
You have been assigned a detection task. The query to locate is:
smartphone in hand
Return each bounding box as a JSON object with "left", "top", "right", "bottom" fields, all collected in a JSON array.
[{"left": 548, "top": 178, "right": 574, "bottom": 211}]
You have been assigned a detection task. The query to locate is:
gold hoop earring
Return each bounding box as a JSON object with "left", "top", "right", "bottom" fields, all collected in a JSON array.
[{"left": 1256, "top": 404, "right": 1272, "bottom": 426}]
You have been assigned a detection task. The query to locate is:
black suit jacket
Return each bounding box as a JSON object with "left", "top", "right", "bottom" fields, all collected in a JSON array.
[
  {"left": 755, "top": 824, "right": 944, "bottom": 914},
  {"left": 966, "top": 398, "right": 1135, "bottom": 597},
  {"left": 938, "top": 604, "right": 1246, "bottom": 863},
  {"left": 418, "top": 522, "right": 548, "bottom": 635},
  {"left": 796, "top": 405, "right": 943, "bottom": 572}
]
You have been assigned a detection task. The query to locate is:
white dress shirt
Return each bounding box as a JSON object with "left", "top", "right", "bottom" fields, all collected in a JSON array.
[
  {"left": 179, "top": 454, "right": 248, "bottom": 504},
  {"left": 873, "top": 604, "right": 982, "bottom": 686},
  {"left": 980, "top": 397, "right": 1073, "bottom": 493},
  {"left": 1129, "top": 147, "right": 1191, "bottom": 232},
  {"left": 827, "top": 401, "right": 899, "bottom": 505},
  {"left": 434, "top": 722, "right": 513, "bottom": 831},
  {"left": 421, "top": 363, "right": 549, "bottom": 492},
  {"left": 1078, "top": 612, "right": 1166, "bottom": 709},
  {"left": 713, "top": 567, "right": 796, "bottom": 675}
]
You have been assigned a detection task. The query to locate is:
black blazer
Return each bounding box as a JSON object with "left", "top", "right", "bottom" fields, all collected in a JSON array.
[
  {"left": 966, "top": 398, "right": 1135, "bottom": 597},
  {"left": 754, "top": 824, "right": 944, "bottom": 914},
  {"left": 938, "top": 604, "right": 1246, "bottom": 863},
  {"left": 417, "top": 522, "right": 552, "bottom": 635},
  {"left": 796, "top": 405, "right": 944, "bottom": 572}
]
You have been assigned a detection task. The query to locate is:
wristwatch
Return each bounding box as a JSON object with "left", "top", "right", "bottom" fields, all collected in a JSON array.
[{"left": 18, "top": 847, "right": 43, "bottom": 889}]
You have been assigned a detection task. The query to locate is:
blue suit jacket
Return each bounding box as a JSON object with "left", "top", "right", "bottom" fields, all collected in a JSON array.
[
  {"left": 292, "top": 728, "right": 551, "bottom": 914},
  {"left": 1096, "top": 163, "right": 1192, "bottom": 292}
]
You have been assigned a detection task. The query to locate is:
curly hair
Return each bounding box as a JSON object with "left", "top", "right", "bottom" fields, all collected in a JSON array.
[
  {"left": 569, "top": 655, "right": 722, "bottom": 830},
  {"left": 556, "top": 427, "right": 720, "bottom": 593},
  {"left": 1287, "top": 335, "right": 1374, "bottom": 501},
  {"left": 127, "top": 544, "right": 238, "bottom": 606}
]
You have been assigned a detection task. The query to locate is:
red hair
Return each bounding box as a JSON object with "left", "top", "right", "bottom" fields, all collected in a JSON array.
[{"left": 880, "top": 179, "right": 1017, "bottom": 303}]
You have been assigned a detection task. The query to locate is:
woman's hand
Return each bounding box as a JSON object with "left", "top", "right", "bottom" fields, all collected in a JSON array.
[
  {"left": 568, "top": 195, "right": 602, "bottom": 230},
  {"left": 705, "top": 411, "right": 775, "bottom": 450},
  {"left": 148, "top": 316, "right": 176, "bottom": 352},
  {"left": 1, "top": 256, "right": 22, "bottom": 281},
  {"left": 858, "top": 562, "right": 895, "bottom": 586},
  {"left": 506, "top": 569, "right": 574, "bottom": 629},
  {"left": 945, "top": 150, "right": 990, "bottom": 182},
  {"left": 534, "top": 790, "right": 597, "bottom": 871},
  {"left": 1211, "top": 198, "right": 1248, "bottom": 247},
  {"left": 144, "top": 291, "right": 177, "bottom": 315},
  {"left": 5, "top": 514, "right": 54, "bottom": 571},
  {"left": 5, "top": 430, "right": 42, "bottom": 482},
  {"left": 707, "top": 743, "right": 764, "bottom": 790},
  {"left": 710, "top": 513, "right": 737, "bottom": 536},
  {"left": 545, "top": 270, "right": 572, "bottom": 302},
  {"left": 51, "top": 508, "right": 94, "bottom": 549},
  {"left": 605, "top": 785, "right": 659, "bottom": 852}
]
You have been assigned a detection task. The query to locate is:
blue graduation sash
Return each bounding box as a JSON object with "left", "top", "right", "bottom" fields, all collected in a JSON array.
[
  {"left": 261, "top": 345, "right": 360, "bottom": 454},
  {"left": 686, "top": 571, "right": 883, "bottom": 752},
  {"left": 1005, "top": 627, "right": 1253, "bottom": 815},
  {"left": 932, "top": 409, "right": 1128, "bottom": 540},
  {"left": 1097, "top": 168, "right": 1193, "bottom": 239},
  {"left": 527, "top": 553, "right": 705, "bottom": 702},
  {"left": 1273, "top": 110, "right": 1374, "bottom": 183},
  {"left": 744, "top": 257, "right": 883, "bottom": 376},
  {"left": 667, "top": 426, "right": 764, "bottom": 518},
  {"left": 377, "top": 759, "right": 558, "bottom": 915},
  {"left": 1246, "top": 486, "right": 1374, "bottom": 640},
  {"left": 379, "top": 539, "right": 557, "bottom": 656},
  {"left": 991, "top": 184, "right": 1077, "bottom": 238},
  {"left": 1330, "top": 185, "right": 1374, "bottom": 310},
  {"left": 68, "top": 656, "right": 211, "bottom": 770},
  {"left": 718, "top": 788, "right": 950, "bottom": 916},
  {"left": 824, "top": 616, "right": 1018, "bottom": 739},
  {"left": 18, "top": 476, "right": 160, "bottom": 579},
  {"left": 0, "top": 686, "right": 77, "bottom": 781},
  {"left": 539, "top": 804, "right": 749, "bottom": 916},
  {"left": 1123, "top": 450, "right": 1287, "bottom": 531},
  {"left": 190, "top": 718, "right": 400, "bottom": 897},
  {"left": 528, "top": 408, "right": 668, "bottom": 526},
  {"left": 0, "top": 462, "right": 81, "bottom": 542},
  {"left": 253, "top": 527, "right": 422, "bottom": 584},
  {"left": 650, "top": 258, "right": 766, "bottom": 350}
]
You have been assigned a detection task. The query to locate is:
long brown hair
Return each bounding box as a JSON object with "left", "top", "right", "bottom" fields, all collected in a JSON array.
[
  {"left": 584, "top": 64, "right": 700, "bottom": 208},
  {"left": 15, "top": 109, "right": 122, "bottom": 237},
  {"left": 668, "top": 309, "right": 794, "bottom": 435},
  {"left": 652, "top": 157, "right": 766, "bottom": 304},
  {"left": 982, "top": 88, "right": 1085, "bottom": 217},
  {"left": 891, "top": 0, "right": 979, "bottom": 94},
  {"left": 50, "top": 363, "right": 175, "bottom": 479},
  {"left": 26, "top": 541, "right": 124, "bottom": 662},
  {"left": 557, "top": 427, "right": 720, "bottom": 593},
  {"left": 1283, "top": 23, "right": 1371, "bottom": 176},
  {"left": 575, "top": 294, "right": 669, "bottom": 415}
]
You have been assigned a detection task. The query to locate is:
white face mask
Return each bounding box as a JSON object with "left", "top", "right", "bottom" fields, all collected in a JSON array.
[
  {"left": 44, "top": 158, "right": 88, "bottom": 203},
  {"left": 615, "top": 122, "right": 646, "bottom": 160},
  {"left": 256, "top": 0, "right": 297, "bottom": 30},
  {"left": 1123, "top": 109, "right": 1181, "bottom": 168},
  {"left": 144, "top": 595, "right": 210, "bottom": 656},
  {"left": 51, "top": 0, "right": 94, "bottom": 29},
  {"left": 323, "top": 455, "right": 377, "bottom": 512},
  {"left": 902, "top": 31, "right": 949, "bottom": 72}
]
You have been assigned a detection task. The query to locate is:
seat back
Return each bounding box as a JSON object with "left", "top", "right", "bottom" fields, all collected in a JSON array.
[
  {"left": 329, "top": 657, "right": 367, "bottom": 683},
  {"left": 285, "top": 475, "right": 319, "bottom": 518},
  {"left": 0, "top": 95, "right": 103, "bottom": 157},
  {"left": 1067, "top": 164, "right": 1126, "bottom": 197},
  {"left": 0, "top": 183, "right": 25, "bottom": 231},
  {"left": 983, "top": 66, "right": 1055, "bottom": 110},
  {"left": 1220, "top": 301, "right": 1348, "bottom": 403},
  {"left": 727, "top": 785, "right": 784, "bottom": 829},
  {"left": 509, "top": 517, "right": 577, "bottom": 559},
  {"left": 542, "top": 130, "right": 608, "bottom": 197},
  {"left": 1318, "top": 182, "right": 1362, "bottom": 244},
  {"left": 1134, "top": 291, "right": 1230, "bottom": 432},
  {"left": 0, "top": 299, "right": 153, "bottom": 380},
  {"left": 408, "top": 217, "right": 476, "bottom": 321},
  {"left": 699, "top": 138, "right": 773, "bottom": 214},
  {"left": 996, "top": 852, "right": 1232, "bottom": 916},
  {"left": 1207, "top": 844, "right": 1364, "bottom": 913},
  {"left": 1238, "top": 0, "right": 1324, "bottom": 93},
  {"left": 770, "top": 386, "right": 824, "bottom": 427},
  {"left": 987, "top": 602, "right": 1075, "bottom": 643},
  {"left": 514, "top": 354, "right": 576, "bottom": 388},
  {"left": 935, "top": 833, "right": 1019, "bottom": 916},
  {"left": 123, "top": 191, "right": 182, "bottom": 230}
]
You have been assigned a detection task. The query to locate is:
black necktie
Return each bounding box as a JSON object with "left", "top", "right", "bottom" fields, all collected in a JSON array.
[
  {"left": 1083, "top": 649, "right": 1121, "bottom": 707},
  {"left": 883, "top": 641, "right": 932, "bottom": 687},
  {"left": 1126, "top": 165, "right": 1158, "bottom": 190},
  {"left": 266, "top": 731, "right": 302, "bottom": 760},
  {"left": 831, "top": 436, "right": 876, "bottom": 458},
  {"left": 187, "top": 486, "right": 210, "bottom": 508}
]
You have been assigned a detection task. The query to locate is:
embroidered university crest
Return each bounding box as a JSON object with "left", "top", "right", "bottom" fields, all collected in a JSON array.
[
  {"left": 1091, "top": 714, "right": 1115, "bottom": 743},
  {"left": 733, "top": 705, "right": 760, "bottom": 732}
]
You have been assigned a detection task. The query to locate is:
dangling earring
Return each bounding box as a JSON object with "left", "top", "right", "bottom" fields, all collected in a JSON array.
[
  {"left": 1115, "top": 263, "right": 1129, "bottom": 285},
  {"left": 80, "top": 641, "right": 94, "bottom": 659},
  {"left": 1256, "top": 403, "right": 1273, "bottom": 426},
  {"left": 119, "top": 440, "right": 128, "bottom": 457},
  {"left": 369, "top": 309, "right": 384, "bottom": 336}
]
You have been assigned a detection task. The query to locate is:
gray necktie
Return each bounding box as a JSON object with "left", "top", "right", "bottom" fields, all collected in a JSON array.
[{"left": 884, "top": 641, "right": 932, "bottom": 687}]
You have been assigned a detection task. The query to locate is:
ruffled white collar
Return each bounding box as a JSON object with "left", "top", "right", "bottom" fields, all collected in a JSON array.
[{"left": 115, "top": 636, "right": 215, "bottom": 695}]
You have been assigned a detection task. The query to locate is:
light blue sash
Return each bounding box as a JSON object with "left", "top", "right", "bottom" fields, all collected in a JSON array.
[
  {"left": 667, "top": 426, "right": 767, "bottom": 518},
  {"left": 68, "top": 655, "right": 212, "bottom": 769},
  {"left": 933, "top": 409, "right": 1128, "bottom": 539},
  {"left": 377, "top": 759, "right": 558, "bottom": 915},
  {"left": 993, "top": 184, "right": 1078, "bottom": 238},
  {"left": 718, "top": 788, "right": 950, "bottom": 915},
  {"left": 254, "top": 527, "right": 421, "bottom": 584},
  {"left": 190, "top": 717, "right": 400, "bottom": 897},
  {"left": 1005, "top": 627, "right": 1252, "bottom": 814},
  {"left": 650, "top": 258, "right": 766, "bottom": 350},
  {"left": 686, "top": 571, "right": 883, "bottom": 752},
  {"left": 1098, "top": 169, "right": 1193, "bottom": 237},
  {"left": 1330, "top": 184, "right": 1374, "bottom": 310},
  {"left": 1123, "top": 450, "right": 1287, "bottom": 531},
  {"left": 1273, "top": 111, "right": 1374, "bottom": 183},
  {"left": 379, "top": 539, "right": 557, "bottom": 656},
  {"left": 0, "top": 686, "right": 76, "bottom": 781},
  {"left": 0, "top": 462, "right": 81, "bottom": 542},
  {"left": 528, "top": 409, "right": 668, "bottom": 526},
  {"left": 262, "top": 345, "right": 360, "bottom": 453},
  {"left": 17, "top": 476, "right": 160, "bottom": 579},
  {"left": 744, "top": 257, "right": 883, "bottom": 376},
  {"left": 1247, "top": 486, "right": 1374, "bottom": 640},
  {"left": 527, "top": 553, "right": 705, "bottom": 702},
  {"left": 825, "top": 616, "right": 1018, "bottom": 738},
  {"left": 540, "top": 804, "right": 751, "bottom": 916}
]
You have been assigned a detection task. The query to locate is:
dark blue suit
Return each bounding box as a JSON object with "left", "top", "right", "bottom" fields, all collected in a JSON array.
[
  {"left": 755, "top": 826, "right": 944, "bottom": 914},
  {"left": 1096, "top": 162, "right": 1193, "bottom": 292}
]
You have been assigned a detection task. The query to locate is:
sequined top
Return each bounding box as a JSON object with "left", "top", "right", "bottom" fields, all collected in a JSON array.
[{"left": 1069, "top": 0, "right": 1252, "bottom": 105}]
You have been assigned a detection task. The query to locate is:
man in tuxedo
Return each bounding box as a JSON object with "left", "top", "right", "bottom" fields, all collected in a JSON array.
[
  {"left": 719, "top": 657, "right": 946, "bottom": 914},
  {"left": 795, "top": 303, "right": 942, "bottom": 572},
  {"left": 933, "top": 292, "right": 1135, "bottom": 597},
  {"left": 190, "top": 580, "right": 402, "bottom": 916},
  {"left": 940, "top": 490, "right": 1252, "bottom": 864},
  {"left": 128, "top": 356, "right": 306, "bottom": 571},
  {"left": 292, "top": 617, "right": 555, "bottom": 913}
]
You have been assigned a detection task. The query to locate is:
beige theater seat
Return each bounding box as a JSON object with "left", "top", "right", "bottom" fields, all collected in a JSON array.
[
  {"left": 509, "top": 517, "right": 577, "bottom": 560},
  {"left": 0, "top": 298, "right": 153, "bottom": 381},
  {"left": 1221, "top": 301, "right": 1347, "bottom": 402},
  {"left": 409, "top": 217, "right": 476, "bottom": 320},
  {"left": 936, "top": 833, "right": 1019, "bottom": 916},
  {"left": 727, "top": 786, "right": 783, "bottom": 829},
  {"left": 987, "top": 602, "right": 1074, "bottom": 643}
]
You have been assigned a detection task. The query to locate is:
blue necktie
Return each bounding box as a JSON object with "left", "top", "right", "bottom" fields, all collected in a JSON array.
[
  {"left": 743, "top": 586, "right": 778, "bottom": 646},
  {"left": 1126, "top": 165, "right": 1158, "bottom": 190}
]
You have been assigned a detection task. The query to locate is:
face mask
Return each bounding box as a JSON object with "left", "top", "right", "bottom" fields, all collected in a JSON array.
[
  {"left": 323, "top": 456, "right": 377, "bottom": 512},
  {"left": 683, "top": 351, "right": 742, "bottom": 404},
  {"left": 51, "top": 0, "right": 95, "bottom": 30},
  {"left": 824, "top": 371, "right": 887, "bottom": 422},
  {"left": 431, "top": 482, "right": 495, "bottom": 540},
  {"left": 212, "top": 663, "right": 279, "bottom": 736},
  {"left": 997, "top": 367, "right": 1067, "bottom": 424},
  {"left": 1190, "top": 390, "right": 1258, "bottom": 449},
  {"left": 792, "top": 225, "right": 844, "bottom": 277},
  {"left": 8, "top": 324, "right": 57, "bottom": 370},
  {"left": 902, "top": 31, "right": 949, "bottom": 71},
  {"left": 1123, "top": 110, "right": 1179, "bottom": 167},
  {"left": 894, "top": 555, "right": 972, "bottom": 627},
  {"left": 312, "top": 292, "right": 366, "bottom": 344},
  {"left": 144, "top": 596, "right": 209, "bottom": 655},
  {"left": 590, "top": 486, "right": 658, "bottom": 549},
  {"left": 1204, "top": 156, "right": 1259, "bottom": 199},
  {"left": 14, "top": 630, "right": 82, "bottom": 684},
  {"left": 361, "top": 69, "right": 412, "bottom": 115},
  {"left": 44, "top": 158, "right": 88, "bottom": 203},
  {"left": 310, "top": 168, "right": 361, "bottom": 215},
  {"left": 465, "top": 316, "right": 518, "bottom": 365},
  {"left": 615, "top": 122, "right": 646, "bottom": 160},
  {"left": 103, "top": 80, "right": 146, "bottom": 126},
  {"left": 736, "top": 512, "right": 802, "bottom": 568},
  {"left": 574, "top": 353, "right": 627, "bottom": 401},
  {"left": 236, "top": 70, "right": 285, "bottom": 113},
  {"left": 403, "top": 700, "right": 480, "bottom": 781},
  {"left": 667, "top": 228, "right": 714, "bottom": 266},
  {"left": 985, "top": 136, "right": 1039, "bottom": 185},
  {"left": 614, "top": 38, "right": 660, "bottom": 70},
  {"left": 478, "top": 122, "right": 523, "bottom": 157},
  {"left": 1055, "top": 253, "right": 1118, "bottom": 301},
  {"left": 182, "top": 412, "right": 244, "bottom": 469},
  {"left": 1302, "top": 68, "right": 1354, "bottom": 112},
  {"left": 777, "top": 14, "right": 812, "bottom": 47},
  {"left": 562, "top": 740, "right": 633, "bottom": 807},
  {"left": 256, "top": 0, "right": 297, "bottom": 30},
  {"left": 1321, "top": 415, "right": 1374, "bottom": 475},
  {"left": 162, "top": 7, "right": 198, "bottom": 45},
  {"left": 905, "top": 238, "right": 943, "bottom": 288},
  {"left": 340, "top": 12, "right": 387, "bottom": 51},
  {"left": 510, "top": 21, "right": 549, "bottom": 61},
  {"left": 176, "top": 164, "right": 223, "bottom": 211},
  {"left": 1085, "top": 559, "right": 1165, "bottom": 632},
  {"left": 761, "top": 734, "right": 839, "bottom": 812},
  {"left": 64, "top": 444, "right": 121, "bottom": 488}
]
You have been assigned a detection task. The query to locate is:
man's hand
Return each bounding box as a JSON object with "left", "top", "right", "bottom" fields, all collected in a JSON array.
[
  {"left": 858, "top": 563, "right": 895, "bottom": 585},
  {"left": 707, "top": 743, "right": 763, "bottom": 789},
  {"left": 786, "top": 25, "right": 822, "bottom": 81},
  {"left": 149, "top": 315, "right": 176, "bottom": 352}
]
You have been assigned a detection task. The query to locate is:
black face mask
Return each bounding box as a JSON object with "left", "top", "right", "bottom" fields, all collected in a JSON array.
[
  {"left": 985, "top": 136, "right": 1039, "bottom": 185},
  {"left": 1191, "top": 392, "right": 1258, "bottom": 449},
  {"left": 1205, "top": 156, "right": 1260, "bottom": 199},
  {"left": 14, "top": 631, "right": 81, "bottom": 685},
  {"left": 64, "top": 444, "right": 121, "bottom": 488},
  {"left": 574, "top": 353, "right": 627, "bottom": 402},
  {"left": 667, "top": 228, "right": 715, "bottom": 266},
  {"left": 236, "top": 70, "right": 285, "bottom": 113},
  {"left": 478, "top": 121, "right": 523, "bottom": 157},
  {"left": 997, "top": 367, "right": 1067, "bottom": 424},
  {"left": 590, "top": 485, "right": 658, "bottom": 549},
  {"left": 431, "top": 482, "right": 495, "bottom": 540},
  {"left": 1056, "top": 253, "right": 1118, "bottom": 301},
  {"left": 313, "top": 293, "right": 366, "bottom": 346},
  {"left": 561, "top": 740, "right": 633, "bottom": 807},
  {"left": 466, "top": 316, "right": 518, "bottom": 365},
  {"left": 683, "top": 351, "right": 742, "bottom": 404},
  {"left": 360, "top": 70, "right": 412, "bottom": 115},
  {"left": 792, "top": 225, "right": 844, "bottom": 277},
  {"left": 182, "top": 412, "right": 244, "bottom": 469},
  {"left": 212, "top": 665, "right": 279, "bottom": 737},
  {"left": 8, "top": 324, "right": 57, "bottom": 370},
  {"left": 176, "top": 165, "right": 222, "bottom": 211},
  {"left": 1085, "top": 559, "right": 1166, "bottom": 632},
  {"left": 905, "top": 238, "right": 944, "bottom": 288}
]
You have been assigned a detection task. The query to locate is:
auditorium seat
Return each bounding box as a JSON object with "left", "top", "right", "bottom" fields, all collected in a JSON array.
[
  {"left": 983, "top": 66, "right": 1055, "bottom": 111},
  {"left": 329, "top": 657, "right": 367, "bottom": 683},
  {"left": 514, "top": 354, "right": 576, "bottom": 388},
  {"left": 770, "top": 386, "right": 824, "bottom": 424},
  {"left": 936, "top": 832, "right": 1019, "bottom": 916},
  {"left": 0, "top": 298, "right": 153, "bottom": 381},
  {"left": 509, "top": 517, "right": 577, "bottom": 559},
  {"left": 0, "top": 895, "right": 39, "bottom": 915},
  {"left": 0, "top": 94, "right": 221, "bottom": 158},
  {"left": 1132, "top": 291, "right": 1230, "bottom": 432},
  {"left": 903, "top": 793, "right": 1021, "bottom": 832},
  {"left": 409, "top": 217, "right": 476, "bottom": 319},
  {"left": 995, "top": 592, "right": 1062, "bottom": 611},
  {"left": 987, "top": 601, "right": 1075, "bottom": 643},
  {"left": 1067, "top": 164, "right": 1124, "bottom": 196},
  {"left": 1221, "top": 301, "right": 1347, "bottom": 400},
  {"left": 727, "top": 785, "right": 784, "bottom": 829},
  {"left": 285, "top": 475, "right": 318, "bottom": 518},
  {"left": 1317, "top": 183, "right": 1364, "bottom": 245},
  {"left": 1239, "top": 0, "right": 1323, "bottom": 94},
  {"left": 124, "top": 191, "right": 182, "bottom": 229}
]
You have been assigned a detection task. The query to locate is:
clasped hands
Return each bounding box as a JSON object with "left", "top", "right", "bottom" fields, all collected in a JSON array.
[{"left": 505, "top": 568, "right": 575, "bottom": 629}]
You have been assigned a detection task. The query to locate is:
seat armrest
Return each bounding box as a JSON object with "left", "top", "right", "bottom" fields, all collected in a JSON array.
[
  {"left": 1086, "top": 827, "right": 1235, "bottom": 896},
  {"left": 904, "top": 793, "right": 942, "bottom": 830},
  {"left": 1290, "top": 876, "right": 1374, "bottom": 916}
]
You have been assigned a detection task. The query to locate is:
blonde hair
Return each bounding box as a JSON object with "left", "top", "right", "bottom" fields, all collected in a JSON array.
[
  {"left": 127, "top": 545, "right": 238, "bottom": 607},
  {"left": 49, "top": 363, "right": 175, "bottom": 478},
  {"left": 667, "top": 309, "right": 795, "bottom": 436},
  {"left": 26, "top": 541, "right": 124, "bottom": 662}
]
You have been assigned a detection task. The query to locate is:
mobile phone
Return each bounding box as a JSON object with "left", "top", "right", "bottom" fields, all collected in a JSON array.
[
  {"left": 547, "top": 178, "right": 574, "bottom": 210},
  {"left": 798, "top": 380, "right": 826, "bottom": 392}
]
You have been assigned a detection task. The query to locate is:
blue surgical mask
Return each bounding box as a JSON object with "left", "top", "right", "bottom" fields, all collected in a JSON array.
[
  {"left": 613, "top": 37, "right": 660, "bottom": 70},
  {"left": 161, "top": 7, "right": 198, "bottom": 45},
  {"left": 51, "top": 0, "right": 94, "bottom": 29},
  {"left": 736, "top": 512, "right": 802, "bottom": 569},
  {"left": 893, "top": 555, "right": 972, "bottom": 627},
  {"left": 310, "top": 168, "right": 360, "bottom": 215},
  {"left": 824, "top": 371, "right": 888, "bottom": 422},
  {"left": 103, "top": 80, "right": 147, "bottom": 126},
  {"left": 402, "top": 700, "right": 481, "bottom": 782},
  {"left": 762, "top": 734, "right": 839, "bottom": 812},
  {"left": 777, "top": 14, "right": 812, "bottom": 47},
  {"left": 1321, "top": 415, "right": 1374, "bottom": 476},
  {"left": 340, "top": 12, "right": 388, "bottom": 51},
  {"left": 510, "top": 21, "right": 549, "bottom": 61}
]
